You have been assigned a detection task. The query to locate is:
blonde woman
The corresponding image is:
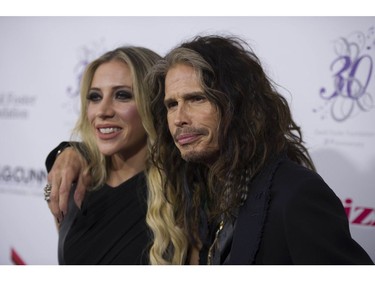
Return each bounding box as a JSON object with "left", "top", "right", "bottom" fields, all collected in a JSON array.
[{"left": 44, "top": 46, "right": 189, "bottom": 264}]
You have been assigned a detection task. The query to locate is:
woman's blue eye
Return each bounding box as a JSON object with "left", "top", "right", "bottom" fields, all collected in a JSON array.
[
  {"left": 116, "top": 90, "right": 133, "bottom": 100},
  {"left": 86, "top": 89, "right": 133, "bottom": 102},
  {"left": 87, "top": 92, "right": 101, "bottom": 102}
]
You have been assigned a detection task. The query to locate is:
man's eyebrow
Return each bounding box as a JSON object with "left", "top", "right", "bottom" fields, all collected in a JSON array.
[
  {"left": 184, "top": 91, "right": 205, "bottom": 98},
  {"left": 164, "top": 91, "right": 205, "bottom": 105},
  {"left": 163, "top": 97, "right": 175, "bottom": 106},
  {"left": 164, "top": 91, "right": 204, "bottom": 101}
]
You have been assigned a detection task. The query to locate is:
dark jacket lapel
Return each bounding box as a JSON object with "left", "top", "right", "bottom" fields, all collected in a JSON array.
[{"left": 228, "top": 156, "right": 283, "bottom": 264}]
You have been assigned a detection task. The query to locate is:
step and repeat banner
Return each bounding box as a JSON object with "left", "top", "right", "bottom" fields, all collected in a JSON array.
[{"left": 0, "top": 17, "right": 374, "bottom": 264}]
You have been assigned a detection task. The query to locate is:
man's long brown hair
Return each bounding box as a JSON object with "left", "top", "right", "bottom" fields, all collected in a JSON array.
[{"left": 148, "top": 35, "right": 315, "bottom": 256}]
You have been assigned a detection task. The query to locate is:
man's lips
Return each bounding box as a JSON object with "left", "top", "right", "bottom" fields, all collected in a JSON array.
[
  {"left": 175, "top": 133, "right": 201, "bottom": 145},
  {"left": 174, "top": 127, "right": 208, "bottom": 146}
]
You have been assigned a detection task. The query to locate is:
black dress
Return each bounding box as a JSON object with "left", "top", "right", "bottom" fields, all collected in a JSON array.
[{"left": 58, "top": 172, "right": 150, "bottom": 265}]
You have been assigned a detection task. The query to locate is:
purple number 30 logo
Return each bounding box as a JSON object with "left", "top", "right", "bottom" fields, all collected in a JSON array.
[{"left": 318, "top": 27, "right": 375, "bottom": 122}]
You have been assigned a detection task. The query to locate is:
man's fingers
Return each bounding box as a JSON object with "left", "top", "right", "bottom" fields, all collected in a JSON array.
[
  {"left": 59, "top": 175, "right": 72, "bottom": 217},
  {"left": 46, "top": 171, "right": 61, "bottom": 218},
  {"left": 44, "top": 146, "right": 88, "bottom": 221},
  {"left": 74, "top": 169, "right": 91, "bottom": 209}
]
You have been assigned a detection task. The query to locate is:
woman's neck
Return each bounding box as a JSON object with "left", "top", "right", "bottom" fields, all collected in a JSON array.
[{"left": 107, "top": 145, "right": 147, "bottom": 187}]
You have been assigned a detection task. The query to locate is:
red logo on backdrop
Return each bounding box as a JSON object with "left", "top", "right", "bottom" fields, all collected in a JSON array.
[
  {"left": 343, "top": 198, "right": 375, "bottom": 226},
  {"left": 11, "top": 248, "right": 26, "bottom": 265}
]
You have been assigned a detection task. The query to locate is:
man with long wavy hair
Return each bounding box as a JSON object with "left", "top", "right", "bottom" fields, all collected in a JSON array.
[{"left": 145, "top": 35, "right": 373, "bottom": 265}]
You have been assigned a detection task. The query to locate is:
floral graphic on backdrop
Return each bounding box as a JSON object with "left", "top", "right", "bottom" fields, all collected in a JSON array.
[
  {"left": 63, "top": 40, "right": 107, "bottom": 115},
  {"left": 316, "top": 26, "right": 375, "bottom": 122}
]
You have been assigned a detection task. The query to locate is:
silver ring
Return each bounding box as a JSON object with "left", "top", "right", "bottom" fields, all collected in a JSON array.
[{"left": 44, "top": 183, "right": 52, "bottom": 202}]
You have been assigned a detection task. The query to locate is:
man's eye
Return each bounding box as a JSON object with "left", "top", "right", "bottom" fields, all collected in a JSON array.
[
  {"left": 87, "top": 92, "right": 102, "bottom": 102},
  {"left": 193, "top": 95, "right": 205, "bottom": 102},
  {"left": 166, "top": 101, "right": 177, "bottom": 109},
  {"left": 116, "top": 90, "right": 133, "bottom": 101}
]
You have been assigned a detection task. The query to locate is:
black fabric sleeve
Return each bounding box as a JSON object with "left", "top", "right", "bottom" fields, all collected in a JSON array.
[{"left": 45, "top": 142, "right": 71, "bottom": 172}]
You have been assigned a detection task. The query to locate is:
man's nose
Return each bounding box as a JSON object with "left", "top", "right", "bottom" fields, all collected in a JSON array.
[{"left": 173, "top": 104, "right": 190, "bottom": 126}]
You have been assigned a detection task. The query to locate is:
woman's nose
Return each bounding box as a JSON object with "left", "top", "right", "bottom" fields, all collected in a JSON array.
[{"left": 97, "top": 99, "right": 115, "bottom": 118}]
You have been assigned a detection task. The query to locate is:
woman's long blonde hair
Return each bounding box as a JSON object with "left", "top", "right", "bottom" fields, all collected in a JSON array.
[{"left": 71, "top": 45, "right": 188, "bottom": 264}]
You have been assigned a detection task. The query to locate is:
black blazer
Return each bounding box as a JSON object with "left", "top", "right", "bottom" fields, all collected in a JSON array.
[{"left": 229, "top": 156, "right": 373, "bottom": 264}]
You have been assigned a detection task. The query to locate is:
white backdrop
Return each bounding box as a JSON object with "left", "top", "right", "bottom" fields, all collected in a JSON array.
[{"left": 0, "top": 17, "right": 374, "bottom": 265}]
